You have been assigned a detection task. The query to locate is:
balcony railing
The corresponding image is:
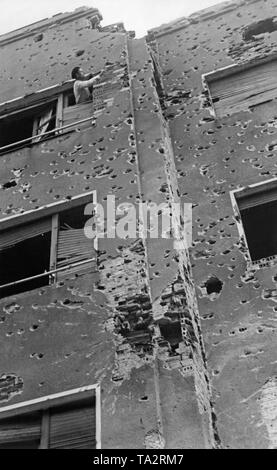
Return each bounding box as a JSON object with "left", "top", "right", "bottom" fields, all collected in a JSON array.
[{"left": 0, "top": 114, "right": 95, "bottom": 155}]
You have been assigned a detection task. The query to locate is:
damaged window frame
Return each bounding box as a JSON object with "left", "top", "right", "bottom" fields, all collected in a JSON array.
[
  {"left": 0, "top": 384, "right": 101, "bottom": 449},
  {"left": 0, "top": 191, "right": 97, "bottom": 299},
  {"left": 0, "top": 81, "right": 95, "bottom": 155},
  {"left": 230, "top": 178, "right": 277, "bottom": 269},
  {"left": 203, "top": 52, "right": 277, "bottom": 118}
]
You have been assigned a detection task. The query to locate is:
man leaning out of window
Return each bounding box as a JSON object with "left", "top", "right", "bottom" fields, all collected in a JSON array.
[{"left": 71, "top": 67, "right": 102, "bottom": 104}]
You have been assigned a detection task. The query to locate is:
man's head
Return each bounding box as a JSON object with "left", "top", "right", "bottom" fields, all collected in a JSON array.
[{"left": 71, "top": 67, "right": 85, "bottom": 80}]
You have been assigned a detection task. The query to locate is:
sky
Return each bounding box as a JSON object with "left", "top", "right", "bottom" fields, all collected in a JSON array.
[{"left": 0, "top": 0, "right": 226, "bottom": 38}]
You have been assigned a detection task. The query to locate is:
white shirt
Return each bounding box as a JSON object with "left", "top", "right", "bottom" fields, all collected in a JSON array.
[{"left": 73, "top": 77, "right": 96, "bottom": 104}]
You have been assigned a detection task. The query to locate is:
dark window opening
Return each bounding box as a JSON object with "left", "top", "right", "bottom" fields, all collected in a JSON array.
[
  {"left": 0, "top": 101, "right": 57, "bottom": 154},
  {"left": 0, "top": 196, "right": 95, "bottom": 299},
  {"left": 0, "top": 113, "right": 34, "bottom": 149},
  {"left": 63, "top": 90, "right": 76, "bottom": 108},
  {"left": 59, "top": 204, "right": 89, "bottom": 230},
  {"left": 240, "top": 200, "right": 277, "bottom": 262},
  {"left": 0, "top": 232, "right": 51, "bottom": 299}
]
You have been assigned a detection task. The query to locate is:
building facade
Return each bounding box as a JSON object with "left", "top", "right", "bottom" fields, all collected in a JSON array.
[{"left": 0, "top": 0, "right": 277, "bottom": 449}]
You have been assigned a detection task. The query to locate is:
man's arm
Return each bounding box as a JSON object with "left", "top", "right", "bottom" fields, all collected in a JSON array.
[{"left": 76, "top": 74, "right": 101, "bottom": 89}]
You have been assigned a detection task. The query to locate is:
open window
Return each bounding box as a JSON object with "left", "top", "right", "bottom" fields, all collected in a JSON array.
[
  {"left": 0, "top": 85, "right": 94, "bottom": 155},
  {"left": 233, "top": 179, "right": 277, "bottom": 264},
  {"left": 0, "top": 192, "right": 97, "bottom": 299},
  {"left": 204, "top": 56, "right": 277, "bottom": 118},
  {"left": 0, "top": 385, "right": 100, "bottom": 449},
  {"left": 0, "top": 101, "right": 57, "bottom": 151}
]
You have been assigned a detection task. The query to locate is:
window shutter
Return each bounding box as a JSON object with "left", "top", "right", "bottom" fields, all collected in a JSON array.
[
  {"left": 56, "top": 227, "right": 96, "bottom": 278},
  {"left": 0, "top": 413, "right": 41, "bottom": 449},
  {"left": 236, "top": 182, "right": 277, "bottom": 211},
  {"left": 0, "top": 217, "right": 52, "bottom": 251},
  {"left": 209, "top": 60, "right": 277, "bottom": 117},
  {"left": 33, "top": 107, "right": 54, "bottom": 143},
  {"left": 49, "top": 405, "right": 96, "bottom": 449},
  {"left": 62, "top": 102, "right": 93, "bottom": 130}
]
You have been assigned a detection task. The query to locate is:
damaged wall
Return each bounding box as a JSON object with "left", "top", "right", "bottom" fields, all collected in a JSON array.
[
  {"left": 0, "top": 6, "right": 212, "bottom": 449},
  {"left": 2, "top": 0, "right": 276, "bottom": 449},
  {"left": 148, "top": 0, "right": 277, "bottom": 449}
]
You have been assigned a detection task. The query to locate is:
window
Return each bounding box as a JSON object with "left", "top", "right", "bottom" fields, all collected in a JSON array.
[
  {"left": 204, "top": 56, "right": 277, "bottom": 118},
  {"left": 0, "top": 193, "right": 97, "bottom": 299},
  {"left": 0, "top": 102, "right": 57, "bottom": 150},
  {"left": 0, "top": 85, "right": 94, "bottom": 155},
  {"left": 0, "top": 385, "right": 100, "bottom": 449},
  {"left": 233, "top": 180, "right": 277, "bottom": 264}
]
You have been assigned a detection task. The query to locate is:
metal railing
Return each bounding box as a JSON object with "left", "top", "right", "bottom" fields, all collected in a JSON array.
[
  {"left": 0, "top": 257, "right": 96, "bottom": 291},
  {"left": 0, "top": 115, "right": 95, "bottom": 154}
]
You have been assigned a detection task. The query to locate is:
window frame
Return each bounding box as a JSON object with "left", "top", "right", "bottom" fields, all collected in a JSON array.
[
  {"left": 203, "top": 52, "right": 277, "bottom": 119},
  {"left": 230, "top": 177, "right": 277, "bottom": 269},
  {"left": 0, "top": 191, "right": 97, "bottom": 296},
  {"left": 0, "top": 384, "right": 101, "bottom": 449},
  {"left": 0, "top": 82, "right": 94, "bottom": 154}
]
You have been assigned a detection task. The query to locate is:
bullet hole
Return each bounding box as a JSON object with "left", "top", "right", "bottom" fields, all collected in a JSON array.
[
  {"left": 239, "top": 327, "right": 247, "bottom": 333},
  {"left": 139, "top": 396, "right": 149, "bottom": 402},
  {"left": 3, "top": 303, "right": 21, "bottom": 315},
  {"left": 202, "top": 312, "right": 215, "bottom": 320},
  {"left": 34, "top": 33, "right": 44, "bottom": 42},
  {"left": 62, "top": 299, "right": 84, "bottom": 308},
  {"left": 30, "top": 353, "right": 44, "bottom": 359},
  {"left": 1, "top": 180, "right": 17, "bottom": 190},
  {"left": 30, "top": 325, "right": 39, "bottom": 331},
  {"left": 205, "top": 277, "right": 223, "bottom": 295},
  {"left": 76, "top": 49, "right": 85, "bottom": 57}
]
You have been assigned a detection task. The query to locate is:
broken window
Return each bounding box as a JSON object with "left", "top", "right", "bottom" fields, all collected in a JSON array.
[
  {"left": 0, "top": 85, "right": 95, "bottom": 155},
  {"left": 234, "top": 180, "right": 277, "bottom": 263},
  {"left": 0, "top": 386, "right": 99, "bottom": 449},
  {"left": 204, "top": 57, "right": 277, "bottom": 118},
  {"left": 0, "top": 193, "right": 96, "bottom": 299},
  {"left": 0, "top": 101, "right": 58, "bottom": 153}
]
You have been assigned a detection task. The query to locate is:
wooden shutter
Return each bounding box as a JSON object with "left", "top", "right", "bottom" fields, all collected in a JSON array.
[
  {"left": 62, "top": 102, "right": 93, "bottom": 130},
  {"left": 0, "top": 217, "right": 52, "bottom": 251},
  {"left": 0, "top": 389, "right": 98, "bottom": 450},
  {"left": 0, "top": 412, "right": 41, "bottom": 449},
  {"left": 56, "top": 227, "right": 96, "bottom": 279},
  {"left": 33, "top": 107, "right": 54, "bottom": 143},
  {"left": 209, "top": 60, "right": 277, "bottom": 117},
  {"left": 48, "top": 404, "right": 96, "bottom": 449},
  {"left": 236, "top": 182, "right": 277, "bottom": 211}
]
